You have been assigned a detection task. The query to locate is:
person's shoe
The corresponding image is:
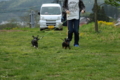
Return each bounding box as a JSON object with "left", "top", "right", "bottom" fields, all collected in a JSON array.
[{"left": 74, "top": 44, "right": 79, "bottom": 47}]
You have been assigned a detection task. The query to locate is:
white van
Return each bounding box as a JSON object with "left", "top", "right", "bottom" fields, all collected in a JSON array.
[{"left": 38, "top": 3, "right": 62, "bottom": 30}]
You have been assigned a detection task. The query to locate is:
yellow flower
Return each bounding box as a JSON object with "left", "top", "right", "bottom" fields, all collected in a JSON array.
[
  {"left": 98, "top": 21, "right": 114, "bottom": 26},
  {"left": 80, "top": 32, "right": 84, "bottom": 36}
]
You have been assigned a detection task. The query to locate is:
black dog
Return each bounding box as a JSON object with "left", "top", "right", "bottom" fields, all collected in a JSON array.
[
  {"left": 31, "top": 35, "right": 39, "bottom": 48},
  {"left": 62, "top": 38, "right": 70, "bottom": 49}
]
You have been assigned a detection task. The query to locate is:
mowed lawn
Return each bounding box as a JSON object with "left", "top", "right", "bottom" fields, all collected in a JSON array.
[{"left": 0, "top": 23, "right": 120, "bottom": 80}]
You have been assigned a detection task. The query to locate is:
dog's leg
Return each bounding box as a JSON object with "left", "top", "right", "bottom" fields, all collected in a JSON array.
[
  {"left": 65, "top": 47, "right": 67, "bottom": 49},
  {"left": 36, "top": 44, "right": 38, "bottom": 48}
]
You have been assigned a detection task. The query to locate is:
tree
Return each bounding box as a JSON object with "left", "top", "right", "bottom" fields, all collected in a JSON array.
[
  {"left": 89, "top": 3, "right": 109, "bottom": 22},
  {"left": 94, "top": 0, "right": 98, "bottom": 32},
  {"left": 94, "top": 0, "right": 120, "bottom": 32},
  {"left": 105, "top": 0, "right": 120, "bottom": 6}
]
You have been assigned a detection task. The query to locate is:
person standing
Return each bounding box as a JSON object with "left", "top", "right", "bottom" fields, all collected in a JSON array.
[{"left": 63, "top": 0, "right": 85, "bottom": 47}]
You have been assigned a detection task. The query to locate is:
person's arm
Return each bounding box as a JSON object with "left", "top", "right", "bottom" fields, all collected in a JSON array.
[
  {"left": 79, "top": 0, "right": 85, "bottom": 13},
  {"left": 63, "top": 0, "right": 70, "bottom": 14}
]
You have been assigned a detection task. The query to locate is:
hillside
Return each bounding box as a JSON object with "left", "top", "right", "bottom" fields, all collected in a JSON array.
[
  {"left": 0, "top": 0, "right": 53, "bottom": 9},
  {"left": 0, "top": 0, "right": 104, "bottom": 22},
  {"left": 0, "top": 0, "right": 54, "bottom": 22}
]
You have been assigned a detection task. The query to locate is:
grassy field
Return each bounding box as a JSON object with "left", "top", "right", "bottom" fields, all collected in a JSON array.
[{"left": 0, "top": 23, "right": 120, "bottom": 80}]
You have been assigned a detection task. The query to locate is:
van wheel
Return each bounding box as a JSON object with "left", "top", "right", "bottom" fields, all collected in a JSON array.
[
  {"left": 40, "top": 28, "right": 44, "bottom": 31},
  {"left": 59, "top": 28, "right": 63, "bottom": 31},
  {"left": 59, "top": 28, "right": 63, "bottom": 30},
  {"left": 55, "top": 28, "right": 63, "bottom": 31}
]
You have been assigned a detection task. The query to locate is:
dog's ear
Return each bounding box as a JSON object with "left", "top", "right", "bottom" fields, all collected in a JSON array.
[{"left": 65, "top": 38, "right": 67, "bottom": 41}]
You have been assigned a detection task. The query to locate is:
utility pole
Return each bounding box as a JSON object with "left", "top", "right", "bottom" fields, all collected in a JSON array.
[
  {"left": 94, "top": 0, "right": 98, "bottom": 32},
  {"left": 29, "top": 10, "right": 35, "bottom": 28}
]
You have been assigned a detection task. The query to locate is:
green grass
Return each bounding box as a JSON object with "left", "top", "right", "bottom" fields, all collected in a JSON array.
[{"left": 0, "top": 23, "right": 120, "bottom": 80}]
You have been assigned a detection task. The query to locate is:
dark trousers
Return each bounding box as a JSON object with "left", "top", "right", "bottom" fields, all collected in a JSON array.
[{"left": 67, "top": 19, "right": 80, "bottom": 45}]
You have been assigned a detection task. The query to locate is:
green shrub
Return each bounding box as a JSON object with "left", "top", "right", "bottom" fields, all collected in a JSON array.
[{"left": 0, "top": 23, "right": 19, "bottom": 30}]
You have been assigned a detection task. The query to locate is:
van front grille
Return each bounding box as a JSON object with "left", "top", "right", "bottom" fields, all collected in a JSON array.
[{"left": 46, "top": 20, "right": 56, "bottom": 26}]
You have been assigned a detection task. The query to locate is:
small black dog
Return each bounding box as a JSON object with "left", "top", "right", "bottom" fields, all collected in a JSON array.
[
  {"left": 62, "top": 38, "right": 70, "bottom": 49},
  {"left": 31, "top": 35, "right": 39, "bottom": 48}
]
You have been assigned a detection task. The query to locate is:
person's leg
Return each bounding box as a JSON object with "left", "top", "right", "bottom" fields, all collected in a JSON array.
[
  {"left": 73, "top": 19, "right": 80, "bottom": 45},
  {"left": 67, "top": 20, "right": 74, "bottom": 41}
]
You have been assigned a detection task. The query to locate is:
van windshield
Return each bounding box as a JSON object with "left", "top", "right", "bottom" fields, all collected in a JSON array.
[{"left": 41, "top": 7, "right": 61, "bottom": 15}]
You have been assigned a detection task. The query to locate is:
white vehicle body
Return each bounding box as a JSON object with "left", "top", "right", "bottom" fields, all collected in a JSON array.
[
  {"left": 115, "top": 18, "right": 120, "bottom": 26},
  {"left": 39, "top": 3, "right": 62, "bottom": 30}
]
